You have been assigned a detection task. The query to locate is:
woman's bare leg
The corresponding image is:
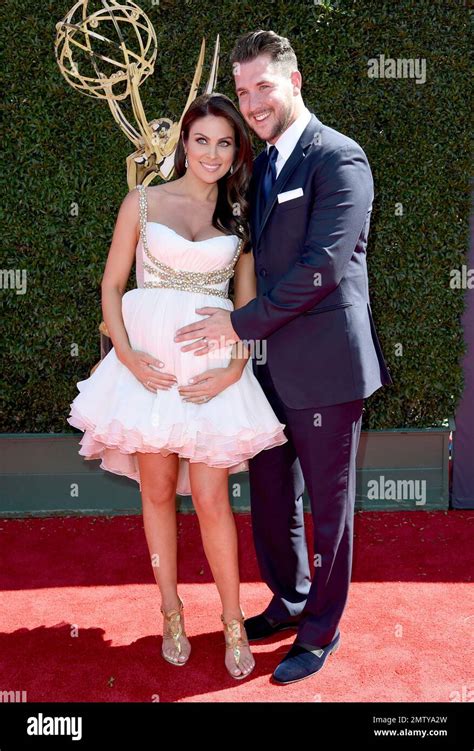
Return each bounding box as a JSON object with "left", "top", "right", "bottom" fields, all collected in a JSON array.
[
  {"left": 188, "top": 462, "right": 255, "bottom": 677},
  {"left": 137, "top": 451, "right": 191, "bottom": 663}
]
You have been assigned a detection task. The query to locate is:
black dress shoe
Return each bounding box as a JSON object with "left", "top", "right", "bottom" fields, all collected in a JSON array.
[
  {"left": 272, "top": 632, "right": 341, "bottom": 684},
  {"left": 243, "top": 612, "right": 301, "bottom": 641}
]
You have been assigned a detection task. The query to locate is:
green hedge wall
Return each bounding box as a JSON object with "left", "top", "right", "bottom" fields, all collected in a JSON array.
[{"left": 1, "top": 0, "right": 470, "bottom": 432}]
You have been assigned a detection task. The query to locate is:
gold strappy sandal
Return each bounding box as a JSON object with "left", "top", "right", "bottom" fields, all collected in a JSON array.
[
  {"left": 160, "top": 596, "right": 190, "bottom": 666},
  {"left": 221, "top": 609, "right": 255, "bottom": 680}
]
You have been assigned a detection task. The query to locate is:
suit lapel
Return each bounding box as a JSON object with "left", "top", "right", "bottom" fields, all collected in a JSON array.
[{"left": 249, "top": 152, "right": 266, "bottom": 241}]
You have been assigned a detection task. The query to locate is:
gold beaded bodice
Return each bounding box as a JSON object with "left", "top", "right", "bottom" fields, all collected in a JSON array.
[{"left": 136, "top": 184, "right": 243, "bottom": 299}]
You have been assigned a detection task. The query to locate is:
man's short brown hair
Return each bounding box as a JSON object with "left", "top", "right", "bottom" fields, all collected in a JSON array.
[{"left": 230, "top": 30, "right": 298, "bottom": 77}]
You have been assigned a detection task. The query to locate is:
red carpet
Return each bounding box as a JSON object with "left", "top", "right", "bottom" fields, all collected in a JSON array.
[{"left": 0, "top": 510, "right": 472, "bottom": 702}]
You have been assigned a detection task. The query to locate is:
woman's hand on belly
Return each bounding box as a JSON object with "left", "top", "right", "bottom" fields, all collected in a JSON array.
[
  {"left": 121, "top": 349, "right": 178, "bottom": 393},
  {"left": 177, "top": 367, "right": 239, "bottom": 404}
]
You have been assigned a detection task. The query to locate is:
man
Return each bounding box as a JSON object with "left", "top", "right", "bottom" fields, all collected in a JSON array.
[{"left": 175, "top": 30, "right": 393, "bottom": 684}]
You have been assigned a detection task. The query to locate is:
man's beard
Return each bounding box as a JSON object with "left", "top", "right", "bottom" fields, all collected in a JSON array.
[{"left": 265, "top": 104, "right": 293, "bottom": 142}]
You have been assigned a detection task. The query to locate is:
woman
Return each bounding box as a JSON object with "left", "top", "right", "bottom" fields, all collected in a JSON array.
[{"left": 67, "top": 93, "right": 288, "bottom": 680}]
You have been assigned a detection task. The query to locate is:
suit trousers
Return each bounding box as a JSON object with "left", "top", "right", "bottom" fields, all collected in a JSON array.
[{"left": 249, "top": 360, "right": 363, "bottom": 648}]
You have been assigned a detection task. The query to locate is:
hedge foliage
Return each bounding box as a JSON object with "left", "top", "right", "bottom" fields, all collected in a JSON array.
[{"left": 1, "top": 0, "right": 470, "bottom": 431}]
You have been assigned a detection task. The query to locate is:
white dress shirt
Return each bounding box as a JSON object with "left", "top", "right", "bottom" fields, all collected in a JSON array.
[{"left": 266, "top": 106, "right": 312, "bottom": 178}]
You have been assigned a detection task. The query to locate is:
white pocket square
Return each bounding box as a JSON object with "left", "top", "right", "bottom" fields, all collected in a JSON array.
[{"left": 277, "top": 187, "right": 304, "bottom": 203}]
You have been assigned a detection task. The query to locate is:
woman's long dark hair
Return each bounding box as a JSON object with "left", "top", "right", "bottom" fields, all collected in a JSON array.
[{"left": 174, "top": 93, "right": 253, "bottom": 253}]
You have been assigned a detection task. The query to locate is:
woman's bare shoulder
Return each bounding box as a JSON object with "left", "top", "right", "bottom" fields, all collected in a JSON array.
[
  {"left": 118, "top": 185, "right": 141, "bottom": 217},
  {"left": 149, "top": 178, "right": 184, "bottom": 197}
]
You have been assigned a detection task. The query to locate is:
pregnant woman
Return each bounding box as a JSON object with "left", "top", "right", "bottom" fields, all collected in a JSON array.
[{"left": 67, "top": 93, "right": 287, "bottom": 680}]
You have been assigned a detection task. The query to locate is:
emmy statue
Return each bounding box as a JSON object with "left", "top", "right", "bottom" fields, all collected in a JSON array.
[{"left": 54, "top": 0, "right": 220, "bottom": 369}]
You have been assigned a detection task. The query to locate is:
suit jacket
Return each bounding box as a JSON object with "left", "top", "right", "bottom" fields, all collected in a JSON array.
[{"left": 230, "top": 112, "right": 393, "bottom": 409}]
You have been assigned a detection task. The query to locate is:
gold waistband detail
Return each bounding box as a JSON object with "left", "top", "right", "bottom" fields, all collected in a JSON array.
[
  {"left": 136, "top": 184, "right": 242, "bottom": 298},
  {"left": 142, "top": 280, "right": 228, "bottom": 297}
]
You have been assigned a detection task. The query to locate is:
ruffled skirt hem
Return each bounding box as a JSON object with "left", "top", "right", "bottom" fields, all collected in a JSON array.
[{"left": 67, "top": 408, "right": 287, "bottom": 496}]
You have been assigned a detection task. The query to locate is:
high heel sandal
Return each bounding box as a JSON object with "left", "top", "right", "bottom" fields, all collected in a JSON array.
[
  {"left": 160, "top": 596, "right": 190, "bottom": 666},
  {"left": 221, "top": 609, "right": 255, "bottom": 680}
]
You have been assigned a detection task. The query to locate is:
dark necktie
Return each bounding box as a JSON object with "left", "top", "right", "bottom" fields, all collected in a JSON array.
[{"left": 261, "top": 145, "right": 278, "bottom": 205}]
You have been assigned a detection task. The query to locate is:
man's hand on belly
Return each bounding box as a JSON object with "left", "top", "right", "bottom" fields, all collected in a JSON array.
[{"left": 174, "top": 307, "right": 240, "bottom": 356}]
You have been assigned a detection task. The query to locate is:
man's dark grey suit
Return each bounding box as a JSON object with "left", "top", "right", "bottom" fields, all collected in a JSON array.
[{"left": 230, "top": 112, "right": 392, "bottom": 648}]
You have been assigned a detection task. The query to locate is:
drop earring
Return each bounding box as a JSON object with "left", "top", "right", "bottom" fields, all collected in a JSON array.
[
  {"left": 185, "top": 153, "right": 188, "bottom": 168},
  {"left": 230, "top": 164, "right": 234, "bottom": 174}
]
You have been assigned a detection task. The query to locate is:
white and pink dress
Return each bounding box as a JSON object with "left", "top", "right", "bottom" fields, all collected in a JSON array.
[{"left": 67, "top": 185, "right": 287, "bottom": 495}]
